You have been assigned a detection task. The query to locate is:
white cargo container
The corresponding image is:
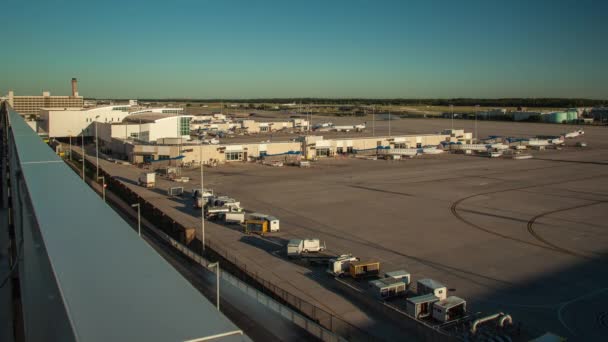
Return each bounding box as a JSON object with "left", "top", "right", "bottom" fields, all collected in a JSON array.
[
  {"left": 287, "top": 238, "right": 325, "bottom": 257},
  {"left": 327, "top": 254, "right": 359, "bottom": 276},
  {"left": 224, "top": 211, "right": 245, "bottom": 224},
  {"left": 138, "top": 172, "right": 155, "bottom": 188},
  {"left": 432, "top": 296, "right": 466, "bottom": 323},
  {"left": 406, "top": 294, "right": 439, "bottom": 319}
]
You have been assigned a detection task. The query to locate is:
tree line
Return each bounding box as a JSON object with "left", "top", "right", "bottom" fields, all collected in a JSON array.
[{"left": 132, "top": 98, "right": 607, "bottom": 108}]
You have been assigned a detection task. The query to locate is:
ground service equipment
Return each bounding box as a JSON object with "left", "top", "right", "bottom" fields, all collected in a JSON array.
[
  {"left": 248, "top": 213, "right": 280, "bottom": 232},
  {"left": 327, "top": 254, "right": 359, "bottom": 276},
  {"left": 287, "top": 239, "right": 326, "bottom": 257},
  {"left": 368, "top": 278, "right": 407, "bottom": 299},
  {"left": 406, "top": 294, "right": 439, "bottom": 319},
  {"left": 349, "top": 261, "right": 380, "bottom": 279},
  {"left": 138, "top": 172, "right": 155, "bottom": 188},
  {"left": 417, "top": 279, "right": 447, "bottom": 300},
  {"left": 432, "top": 296, "right": 466, "bottom": 323},
  {"left": 223, "top": 211, "right": 245, "bottom": 224},
  {"left": 244, "top": 220, "right": 269, "bottom": 235}
]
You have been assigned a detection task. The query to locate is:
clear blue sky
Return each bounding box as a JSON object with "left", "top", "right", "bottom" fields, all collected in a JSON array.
[{"left": 2, "top": 0, "right": 607, "bottom": 99}]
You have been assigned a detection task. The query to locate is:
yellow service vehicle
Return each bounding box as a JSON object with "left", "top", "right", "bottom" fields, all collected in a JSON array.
[{"left": 243, "top": 219, "right": 269, "bottom": 235}]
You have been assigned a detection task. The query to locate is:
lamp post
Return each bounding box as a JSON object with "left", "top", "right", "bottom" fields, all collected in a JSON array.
[
  {"left": 200, "top": 144, "right": 205, "bottom": 254},
  {"left": 81, "top": 129, "right": 85, "bottom": 182},
  {"left": 388, "top": 110, "right": 392, "bottom": 137},
  {"left": 208, "top": 262, "right": 220, "bottom": 311},
  {"left": 69, "top": 135, "right": 72, "bottom": 161},
  {"left": 372, "top": 105, "right": 375, "bottom": 136},
  {"left": 95, "top": 118, "right": 99, "bottom": 180},
  {"left": 475, "top": 105, "right": 480, "bottom": 143},
  {"left": 98, "top": 176, "right": 105, "bottom": 202},
  {"left": 450, "top": 104, "right": 454, "bottom": 131},
  {"left": 131, "top": 203, "right": 141, "bottom": 236}
]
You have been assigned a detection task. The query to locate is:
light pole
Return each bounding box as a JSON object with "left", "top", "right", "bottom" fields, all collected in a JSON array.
[
  {"left": 98, "top": 176, "right": 106, "bottom": 202},
  {"left": 95, "top": 116, "right": 100, "bottom": 180},
  {"left": 372, "top": 105, "right": 375, "bottom": 136},
  {"left": 450, "top": 104, "right": 454, "bottom": 131},
  {"left": 131, "top": 203, "right": 141, "bottom": 236},
  {"left": 81, "top": 129, "right": 85, "bottom": 182},
  {"left": 69, "top": 135, "right": 72, "bottom": 161},
  {"left": 208, "top": 262, "right": 220, "bottom": 311},
  {"left": 388, "top": 110, "right": 392, "bottom": 137},
  {"left": 200, "top": 144, "right": 205, "bottom": 254},
  {"left": 475, "top": 105, "right": 480, "bottom": 143}
]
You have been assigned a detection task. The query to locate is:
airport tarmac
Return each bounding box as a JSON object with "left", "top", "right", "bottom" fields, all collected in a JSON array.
[{"left": 82, "top": 118, "right": 607, "bottom": 340}]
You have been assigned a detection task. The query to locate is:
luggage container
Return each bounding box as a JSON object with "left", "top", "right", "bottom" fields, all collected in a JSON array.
[
  {"left": 417, "top": 279, "right": 447, "bottom": 300},
  {"left": 432, "top": 296, "right": 466, "bottom": 323},
  {"left": 349, "top": 261, "right": 380, "bottom": 279},
  {"left": 406, "top": 293, "right": 439, "bottom": 319},
  {"left": 369, "top": 278, "right": 407, "bottom": 299}
]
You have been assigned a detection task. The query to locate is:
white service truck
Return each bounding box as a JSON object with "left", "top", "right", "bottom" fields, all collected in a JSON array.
[{"left": 287, "top": 239, "right": 326, "bottom": 257}]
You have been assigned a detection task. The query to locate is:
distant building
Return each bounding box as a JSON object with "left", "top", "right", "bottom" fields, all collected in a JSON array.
[
  {"left": 39, "top": 105, "right": 133, "bottom": 137},
  {"left": 6, "top": 78, "right": 84, "bottom": 117},
  {"left": 512, "top": 111, "right": 541, "bottom": 122},
  {"left": 590, "top": 107, "right": 608, "bottom": 123},
  {"left": 107, "top": 112, "right": 193, "bottom": 143}
]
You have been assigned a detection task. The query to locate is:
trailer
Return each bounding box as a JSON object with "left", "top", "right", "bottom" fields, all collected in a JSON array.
[
  {"left": 432, "top": 296, "right": 466, "bottom": 323},
  {"left": 327, "top": 254, "right": 359, "bottom": 276},
  {"left": 417, "top": 279, "right": 447, "bottom": 300},
  {"left": 244, "top": 220, "right": 269, "bottom": 235},
  {"left": 138, "top": 172, "right": 155, "bottom": 188},
  {"left": 406, "top": 294, "right": 439, "bottom": 319},
  {"left": 286, "top": 239, "right": 326, "bottom": 257},
  {"left": 205, "top": 206, "right": 231, "bottom": 220},
  {"left": 369, "top": 278, "right": 407, "bottom": 299},
  {"left": 248, "top": 213, "right": 280, "bottom": 232},
  {"left": 349, "top": 261, "right": 380, "bottom": 279},
  {"left": 223, "top": 211, "right": 245, "bottom": 224}
]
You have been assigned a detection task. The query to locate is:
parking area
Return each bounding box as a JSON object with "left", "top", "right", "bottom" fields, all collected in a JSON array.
[{"left": 82, "top": 118, "right": 608, "bottom": 340}]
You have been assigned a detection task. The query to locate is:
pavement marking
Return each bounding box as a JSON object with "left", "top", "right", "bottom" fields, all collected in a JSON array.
[
  {"left": 257, "top": 236, "right": 284, "bottom": 247},
  {"left": 334, "top": 277, "right": 363, "bottom": 293},
  {"left": 557, "top": 287, "right": 608, "bottom": 336}
]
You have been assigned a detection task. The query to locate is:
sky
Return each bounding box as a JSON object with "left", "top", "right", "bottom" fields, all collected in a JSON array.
[{"left": 2, "top": 0, "right": 607, "bottom": 99}]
